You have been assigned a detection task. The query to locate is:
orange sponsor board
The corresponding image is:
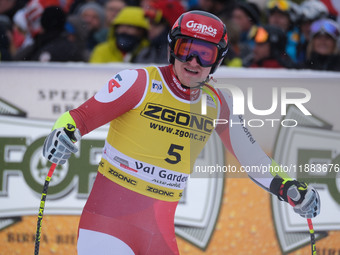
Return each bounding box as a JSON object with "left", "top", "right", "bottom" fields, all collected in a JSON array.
[{"left": 1, "top": 178, "right": 340, "bottom": 254}]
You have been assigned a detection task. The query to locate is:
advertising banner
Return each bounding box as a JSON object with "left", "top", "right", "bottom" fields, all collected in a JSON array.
[{"left": 0, "top": 63, "right": 339, "bottom": 254}]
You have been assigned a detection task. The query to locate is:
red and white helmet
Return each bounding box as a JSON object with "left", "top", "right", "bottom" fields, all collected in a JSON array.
[{"left": 168, "top": 10, "right": 228, "bottom": 74}]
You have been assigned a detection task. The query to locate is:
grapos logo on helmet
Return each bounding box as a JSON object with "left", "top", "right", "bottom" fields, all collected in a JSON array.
[{"left": 186, "top": 20, "right": 217, "bottom": 37}]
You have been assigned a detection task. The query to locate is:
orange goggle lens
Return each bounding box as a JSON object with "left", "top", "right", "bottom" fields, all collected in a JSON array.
[
  {"left": 254, "top": 27, "right": 269, "bottom": 43},
  {"left": 173, "top": 38, "right": 218, "bottom": 67},
  {"left": 267, "top": 0, "right": 290, "bottom": 12}
]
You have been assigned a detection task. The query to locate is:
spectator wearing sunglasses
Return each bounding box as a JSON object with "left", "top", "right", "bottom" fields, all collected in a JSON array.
[
  {"left": 297, "top": 0, "right": 329, "bottom": 64},
  {"left": 266, "top": 0, "right": 301, "bottom": 63},
  {"left": 244, "top": 25, "right": 296, "bottom": 69},
  {"left": 304, "top": 18, "right": 340, "bottom": 72}
]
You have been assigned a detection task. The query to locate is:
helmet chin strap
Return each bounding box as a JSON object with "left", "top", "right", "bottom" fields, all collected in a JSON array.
[
  {"left": 178, "top": 74, "right": 222, "bottom": 108},
  {"left": 179, "top": 76, "right": 211, "bottom": 90}
]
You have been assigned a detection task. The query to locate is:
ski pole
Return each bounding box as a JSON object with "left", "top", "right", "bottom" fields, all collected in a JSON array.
[
  {"left": 307, "top": 218, "right": 317, "bottom": 255},
  {"left": 34, "top": 163, "right": 57, "bottom": 255}
]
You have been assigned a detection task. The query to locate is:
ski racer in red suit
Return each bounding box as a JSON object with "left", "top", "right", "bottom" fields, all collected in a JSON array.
[{"left": 42, "top": 10, "right": 320, "bottom": 254}]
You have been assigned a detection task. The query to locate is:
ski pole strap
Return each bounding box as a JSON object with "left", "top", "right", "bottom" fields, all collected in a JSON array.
[{"left": 269, "top": 175, "right": 304, "bottom": 205}]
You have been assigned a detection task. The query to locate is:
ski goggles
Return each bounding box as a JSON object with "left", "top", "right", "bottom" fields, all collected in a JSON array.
[
  {"left": 173, "top": 38, "right": 219, "bottom": 67},
  {"left": 254, "top": 27, "right": 269, "bottom": 44},
  {"left": 310, "top": 19, "right": 340, "bottom": 40},
  {"left": 267, "top": 0, "right": 290, "bottom": 12}
]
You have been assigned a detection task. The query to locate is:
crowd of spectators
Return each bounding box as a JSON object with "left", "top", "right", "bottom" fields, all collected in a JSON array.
[{"left": 1, "top": 0, "right": 340, "bottom": 71}]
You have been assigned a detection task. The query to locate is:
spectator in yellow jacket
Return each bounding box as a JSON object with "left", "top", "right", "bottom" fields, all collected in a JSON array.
[{"left": 89, "top": 6, "right": 150, "bottom": 63}]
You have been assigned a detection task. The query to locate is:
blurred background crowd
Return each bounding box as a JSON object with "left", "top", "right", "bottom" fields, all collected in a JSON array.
[{"left": 1, "top": 0, "right": 340, "bottom": 71}]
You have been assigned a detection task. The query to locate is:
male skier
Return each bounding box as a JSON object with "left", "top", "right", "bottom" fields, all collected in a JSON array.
[{"left": 43, "top": 10, "right": 320, "bottom": 254}]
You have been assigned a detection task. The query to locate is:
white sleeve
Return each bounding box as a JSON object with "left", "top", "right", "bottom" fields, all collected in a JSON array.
[{"left": 215, "top": 89, "right": 278, "bottom": 190}]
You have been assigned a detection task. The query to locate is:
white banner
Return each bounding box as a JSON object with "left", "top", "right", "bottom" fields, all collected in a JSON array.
[{"left": 1, "top": 62, "right": 340, "bottom": 251}]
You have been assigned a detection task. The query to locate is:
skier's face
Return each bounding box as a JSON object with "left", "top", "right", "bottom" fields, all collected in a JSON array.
[
  {"left": 171, "top": 37, "right": 217, "bottom": 87},
  {"left": 173, "top": 58, "right": 211, "bottom": 88}
]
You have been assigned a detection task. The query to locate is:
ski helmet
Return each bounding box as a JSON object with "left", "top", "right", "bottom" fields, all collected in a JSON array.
[
  {"left": 168, "top": 10, "right": 228, "bottom": 74},
  {"left": 310, "top": 18, "right": 340, "bottom": 40},
  {"left": 300, "top": 0, "right": 329, "bottom": 23}
]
